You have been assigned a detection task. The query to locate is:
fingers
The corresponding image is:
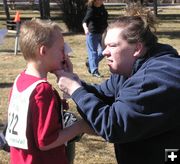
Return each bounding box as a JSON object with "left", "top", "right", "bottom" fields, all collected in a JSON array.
[
  {"left": 57, "top": 71, "right": 81, "bottom": 96},
  {"left": 63, "top": 56, "right": 73, "bottom": 72}
]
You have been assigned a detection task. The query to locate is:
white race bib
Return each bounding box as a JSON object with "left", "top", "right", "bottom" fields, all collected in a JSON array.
[{"left": 6, "top": 77, "right": 46, "bottom": 149}]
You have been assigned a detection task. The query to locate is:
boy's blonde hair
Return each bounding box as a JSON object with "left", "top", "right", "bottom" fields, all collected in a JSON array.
[{"left": 19, "top": 18, "right": 62, "bottom": 61}]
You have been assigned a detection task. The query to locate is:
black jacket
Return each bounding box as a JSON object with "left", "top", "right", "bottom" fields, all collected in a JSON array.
[{"left": 83, "top": 5, "right": 108, "bottom": 34}]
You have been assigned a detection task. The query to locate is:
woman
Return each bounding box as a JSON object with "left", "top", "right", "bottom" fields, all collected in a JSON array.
[
  {"left": 57, "top": 5, "right": 180, "bottom": 164},
  {"left": 82, "top": 0, "right": 108, "bottom": 77}
]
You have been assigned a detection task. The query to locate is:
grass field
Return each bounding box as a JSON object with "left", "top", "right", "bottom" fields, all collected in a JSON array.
[{"left": 0, "top": 5, "right": 180, "bottom": 164}]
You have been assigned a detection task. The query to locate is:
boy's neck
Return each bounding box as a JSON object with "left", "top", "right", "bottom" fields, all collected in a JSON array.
[{"left": 25, "top": 62, "right": 47, "bottom": 78}]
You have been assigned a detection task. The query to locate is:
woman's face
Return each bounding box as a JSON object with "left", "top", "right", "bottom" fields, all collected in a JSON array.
[
  {"left": 94, "top": 0, "right": 104, "bottom": 7},
  {"left": 103, "top": 27, "right": 141, "bottom": 77}
]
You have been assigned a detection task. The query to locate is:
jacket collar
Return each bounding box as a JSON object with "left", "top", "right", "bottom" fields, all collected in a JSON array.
[{"left": 131, "top": 43, "right": 179, "bottom": 75}]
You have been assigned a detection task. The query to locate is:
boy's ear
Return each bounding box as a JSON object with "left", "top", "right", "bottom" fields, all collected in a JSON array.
[
  {"left": 39, "top": 45, "right": 46, "bottom": 56},
  {"left": 133, "top": 42, "right": 143, "bottom": 58}
]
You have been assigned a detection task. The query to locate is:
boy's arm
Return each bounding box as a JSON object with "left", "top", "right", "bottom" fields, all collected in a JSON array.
[{"left": 39, "top": 119, "right": 95, "bottom": 151}]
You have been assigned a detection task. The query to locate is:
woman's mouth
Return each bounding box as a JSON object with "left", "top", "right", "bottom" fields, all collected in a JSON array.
[{"left": 107, "top": 59, "right": 113, "bottom": 65}]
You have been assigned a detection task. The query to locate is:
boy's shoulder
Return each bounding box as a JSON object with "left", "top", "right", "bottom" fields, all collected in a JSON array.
[{"left": 16, "top": 71, "right": 48, "bottom": 92}]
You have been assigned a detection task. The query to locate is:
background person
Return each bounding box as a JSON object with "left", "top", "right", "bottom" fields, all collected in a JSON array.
[
  {"left": 82, "top": 0, "right": 108, "bottom": 77},
  {"left": 57, "top": 5, "right": 180, "bottom": 164},
  {"left": 5, "top": 18, "right": 93, "bottom": 164}
]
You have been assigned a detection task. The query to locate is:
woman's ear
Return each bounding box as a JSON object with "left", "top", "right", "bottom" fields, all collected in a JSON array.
[
  {"left": 134, "top": 42, "right": 144, "bottom": 58},
  {"left": 39, "top": 45, "right": 46, "bottom": 57}
]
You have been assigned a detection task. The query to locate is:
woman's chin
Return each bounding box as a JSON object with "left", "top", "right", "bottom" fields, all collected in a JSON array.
[
  {"left": 108, "top": 65, "right": 118, "bottom": 74},
  {"left": 108, "top": 66, "right": 114, "bottom": 73}
]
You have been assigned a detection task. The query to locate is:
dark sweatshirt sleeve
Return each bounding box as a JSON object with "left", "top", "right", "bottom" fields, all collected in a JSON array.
[
  {"left": 82, "top": 7, "right": 93, "bottom": 24},
  {"left": 72, "top": 55, "right": 180, "bottom": 144}
]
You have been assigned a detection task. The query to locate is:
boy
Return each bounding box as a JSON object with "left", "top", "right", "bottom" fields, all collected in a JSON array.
[{"left": 5, "top": 18, "right": 92, "bottom": 164}]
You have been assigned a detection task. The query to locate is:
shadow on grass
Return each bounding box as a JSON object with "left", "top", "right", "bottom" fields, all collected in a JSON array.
[
  {"left": 157, "top": 30, "right": 180, "bottom": 39},
  {"left": 0, "top": 123, "right": 6, "bottom": 130},
  {"left": 5, "top": 35, "right": 17, "bottom": 38},
  {"left": 158, "top": 14, "right": 180, "bottom": 21},
  {"left": 108, "top": 13, "right": 180, "bottom": 24},
  {"left": 0, "top": 49, "right": 14, "bottom": 53},
  {"left": 0, "top": 82, "right": 13, "bottom": 88}
]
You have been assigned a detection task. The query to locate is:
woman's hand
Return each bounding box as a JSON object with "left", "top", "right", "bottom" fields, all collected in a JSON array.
[
  {"left": 63, "top": 55, "right": 73, "bottom": 73},
  {"left": 56, "top": 70, "right": 82, "bottom": 96}
]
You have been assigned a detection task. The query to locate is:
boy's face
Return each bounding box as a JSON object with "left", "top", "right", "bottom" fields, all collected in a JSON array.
[{"left": 45, "top": 34, "right": 65, "bottom": 72}]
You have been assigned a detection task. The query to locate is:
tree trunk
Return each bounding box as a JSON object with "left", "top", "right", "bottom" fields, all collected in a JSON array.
[
  {"left": 44, "top": 0, "right": 50, "bottom": 19},
  {"left": 61, "top": 0, "right": 87, "bottom": 32},
  {"left": 39, "top": 0, "right": 50, "bottom": 19},
  {"left": 153, "top": 0, "right": 158, "bottom": 16},
  {"left": 39, "top": 0, "right": 44, "bottom": 19},
  {"left": 3, "top": 0, "right": 10, "bottom": 20}
]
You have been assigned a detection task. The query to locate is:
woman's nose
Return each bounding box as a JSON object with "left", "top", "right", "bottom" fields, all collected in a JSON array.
[{"left": 102, "top": 47, "right": 109, "bottom": 56}]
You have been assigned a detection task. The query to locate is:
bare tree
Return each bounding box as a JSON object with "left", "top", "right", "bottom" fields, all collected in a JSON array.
[
  {"left": 127, "top": 0, "right": 158, "bottom": 16},
  {"left": 153, "top": 0, "right": 158, "bottom": 16},
  {"left": 39, "top": 0, "right": 50, "bottom": 19},
  {"left": 2, "top": 0, "right": 10, "bottom": 20},
  {"left": 60, "top": 0, "right": 87, "bottom": 32}
]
